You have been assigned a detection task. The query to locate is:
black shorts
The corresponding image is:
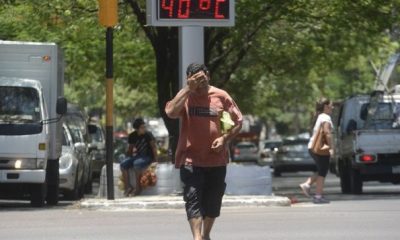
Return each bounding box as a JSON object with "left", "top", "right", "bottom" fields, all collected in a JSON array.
[
  {"left": 309, "top": 150, "right": 330, "bottom": 177},
  {"left": 180, "top": 165, "right": 227, "bottom": 220}
]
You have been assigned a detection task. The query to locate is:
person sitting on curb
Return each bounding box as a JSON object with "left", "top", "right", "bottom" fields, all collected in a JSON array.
[{"left": 120, "top": 118, "right": 158, "bottom": 196}]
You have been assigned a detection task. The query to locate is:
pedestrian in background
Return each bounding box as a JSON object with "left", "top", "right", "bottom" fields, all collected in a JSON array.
[
  {"left": 165, "top": 63, "right": 243, "bottom": 240},
  {"left": 300, "top": 98, "right": 334, "bottom": 204},
  {"left": 120, "top": 118, "right": 158, "bottom": 196}
]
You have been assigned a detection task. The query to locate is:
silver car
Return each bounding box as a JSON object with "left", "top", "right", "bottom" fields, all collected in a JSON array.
[
  {"left": 273, "top": 139, "right": 316, "bottom": 177},
  {"left": 59, "top": 124, "right": 85, "bottom": 200},
  {"left": 259, "top": 140, "right": 282, "bottom": 166},
  {"left": 232, "top": 142, "right": 259, "bottom": 163}
]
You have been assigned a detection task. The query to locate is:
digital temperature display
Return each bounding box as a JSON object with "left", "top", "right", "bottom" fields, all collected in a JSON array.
[{"left": 158, "top": 0, "right": 230, "bottom": 20}]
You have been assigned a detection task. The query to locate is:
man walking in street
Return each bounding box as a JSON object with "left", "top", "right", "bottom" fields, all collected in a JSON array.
[{"left": 165, "top": 63, "right": 243, "bottom": 240}]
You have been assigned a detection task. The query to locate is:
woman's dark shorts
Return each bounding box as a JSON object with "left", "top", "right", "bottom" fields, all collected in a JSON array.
[
  {"left": 309, "top": 150, "right": 330, "bottom": 177},
  {"left": 180, "top": 165, "right": 227, "bottom": 220}
]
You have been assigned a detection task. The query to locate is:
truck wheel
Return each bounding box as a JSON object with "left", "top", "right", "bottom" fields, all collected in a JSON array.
[
  {"left": 30, "top": 183, "right": 46, "bottom": 207},
  {"left": 46, "top": 184, "right": 59, "bottom": 206},
  {"left": 273, "top": 169, "right": 281, "bottom": 177},
  {"left": 84, "top": 166, "right": 93, "bottom": 194},
  {"left": 65, "top": 171, "right": 81, "bottom": 200},
  {"left": 339, "top": 161, "right": 351, "bottom": 194},
  {"left": 85, "top": 176, "right": 93, "bottom": 194},
  {"left": 46, "top": 159, "right": 59, "bottom": 205},
  {"left": 350, "top": 168, "right": 363, "bottom": 194}
]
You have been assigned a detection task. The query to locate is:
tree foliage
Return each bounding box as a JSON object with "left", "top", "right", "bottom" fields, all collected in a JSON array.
[{"left": 1, "top": 0, "right": 400, "bottom": 136}]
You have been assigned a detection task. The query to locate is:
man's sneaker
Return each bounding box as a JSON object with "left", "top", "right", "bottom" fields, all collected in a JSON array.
[
  {"left": 313, "top": 196, "right": 330, "bottom": 204},
  {"left": 299, "top": 183, "right": 311, "bottom": 198}
]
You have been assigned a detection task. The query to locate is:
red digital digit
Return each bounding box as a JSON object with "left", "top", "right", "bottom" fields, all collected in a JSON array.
[
  {"left": 178, "top": 0, "right": 191, "bottom": 18},
  {"left": 214, "top": 0, "right": 226, "bottom": 19},
  {"left": 161, "top": 0, "right": 175, "bottom": 18},
  {"left": 199, "top": 0, "right": 211, "bottom": 11}
]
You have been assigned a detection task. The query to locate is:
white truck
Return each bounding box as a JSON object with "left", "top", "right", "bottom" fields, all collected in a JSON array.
[
  {"left": 331, "top": 54, "right": 400, "bottom": 194},
  {"left": 0, "top": 41, "right": 67, "bottom": 206}
]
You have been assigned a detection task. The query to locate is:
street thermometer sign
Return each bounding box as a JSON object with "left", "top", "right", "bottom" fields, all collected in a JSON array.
[{"left": 147, "top": 0, "right": 235, "bottom": 26}]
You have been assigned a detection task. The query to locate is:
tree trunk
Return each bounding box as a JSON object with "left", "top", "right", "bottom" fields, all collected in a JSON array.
[{"left": 153, "top": 28, "right": 180, "bottom": 163}]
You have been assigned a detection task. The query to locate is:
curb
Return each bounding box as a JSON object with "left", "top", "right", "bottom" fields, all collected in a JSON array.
[{"left": 77, "top": 195, "right": 291, "bottom": 211}]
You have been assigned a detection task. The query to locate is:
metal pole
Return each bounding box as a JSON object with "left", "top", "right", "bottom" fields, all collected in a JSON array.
[
  {"left": 105, "top": 27, "right": 114, "bottom": 200},
  {"left": 179, "top": 26, "right": 205, "bottom": 89}
]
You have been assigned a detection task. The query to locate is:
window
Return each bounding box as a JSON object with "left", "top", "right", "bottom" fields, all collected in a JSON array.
[
  {"left": 62, "top": 128, "right": 70, "bottom": 146},
  {"left": 0, "top": 87, "right": 41, "bottom": 123},
  {"left": 363, "top": 102, "right": 398, "bottom": 129}
]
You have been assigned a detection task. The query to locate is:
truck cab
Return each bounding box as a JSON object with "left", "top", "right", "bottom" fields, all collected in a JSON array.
[{"left": 0, "top": 41, "right": 66, "bottom": 206}]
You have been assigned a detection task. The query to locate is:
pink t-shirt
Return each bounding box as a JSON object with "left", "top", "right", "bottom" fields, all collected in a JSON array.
[{"left": 166, "top": 86, "right": 243, "bottom": 168}]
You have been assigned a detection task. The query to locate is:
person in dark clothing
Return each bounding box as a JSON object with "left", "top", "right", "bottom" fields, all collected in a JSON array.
[{"left": 120, "top": 118, "right": 158, "bottom": 196}]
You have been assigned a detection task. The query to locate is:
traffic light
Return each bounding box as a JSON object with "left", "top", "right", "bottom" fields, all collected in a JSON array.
[{"left": 98, "top": 0, "right": 118, "bottom": 27}]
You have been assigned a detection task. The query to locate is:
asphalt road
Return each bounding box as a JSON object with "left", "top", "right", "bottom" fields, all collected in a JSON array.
[
  {"left": 0, "top": 171, "right": 400, "bottom": 240},
  {"left": 272, "top": 171, "right": 400, "bottom": 203},
  {"left": 0, "top": 199, "right": 399, "bottom": 240}
]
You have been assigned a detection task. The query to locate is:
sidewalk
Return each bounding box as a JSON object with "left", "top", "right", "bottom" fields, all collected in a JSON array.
[{"left": 78, "top": 195, "right": 291, "bottom": 211}]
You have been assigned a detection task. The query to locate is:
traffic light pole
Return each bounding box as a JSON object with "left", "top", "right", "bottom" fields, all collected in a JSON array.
[{"left": 105, "top": 27, "right": 114, "bottom": 200}]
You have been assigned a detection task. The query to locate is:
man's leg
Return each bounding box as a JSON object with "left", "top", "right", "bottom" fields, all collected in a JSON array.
[
  {"left": 120, "top": 157, "right": 134, "bottom": 194},
  {"left": 181, "top": 166, "right": 205, "bottom": 240},
  {"left": 201, "top": 166, "right": 227, "bottom": 240},
  {"left": 121, "top": 168, "right": 129, "bottom": 191},
  {"left": 189, "top": 217, "right": 203, "bottom": 240},
  {"left": 202, "top": 217, "right": 215, "bottom": 240},
  {"left": 133, "top": 169, "right": 143, "bottom": 195}
]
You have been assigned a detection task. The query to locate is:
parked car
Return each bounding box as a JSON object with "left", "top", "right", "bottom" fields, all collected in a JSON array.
[
  {"left": 63, "top": 104, "right": 93, "bottom": 194},
  {"left": 232, "top": 142, "right": 259, "bottom": 163},
  {"left": 259, "top": 140, "right": 282, "bottom": 166},
  {"left": 59, "top": 124, "right": 85, "bottom": 200},
  {"left": 114, "top": 132, "right": 128, "bottom": 163},
  {"left": 88, "top": 122, "right": 106, "bottom": 178},
  {"left": 273, "top": 139, "right": 316, "bottom": 177}
]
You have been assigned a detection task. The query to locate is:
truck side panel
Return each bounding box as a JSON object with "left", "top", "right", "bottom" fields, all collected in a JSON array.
[
  {"left": 0, "top": 42, "right": 63, "bottom": 160},
  {"left": 356, "top": 130, "right": 400, "bottom": 154}
]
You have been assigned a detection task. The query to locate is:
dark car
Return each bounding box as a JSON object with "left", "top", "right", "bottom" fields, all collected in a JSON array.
[
  {"left": 88, "top": 123, "right": 106, "bottom": 178},
  {"left": 273, "top": 139, "right": 316, "bottom": 177}
]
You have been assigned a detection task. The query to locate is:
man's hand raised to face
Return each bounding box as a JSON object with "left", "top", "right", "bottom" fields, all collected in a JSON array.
[{"left": 187, "top": 71, "right": 207, "bottom": 92}]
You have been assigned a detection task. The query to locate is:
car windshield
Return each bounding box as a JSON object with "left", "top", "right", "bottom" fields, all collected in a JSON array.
[{"left": 0, "top": 86, "right": 41, "bottom": 123}]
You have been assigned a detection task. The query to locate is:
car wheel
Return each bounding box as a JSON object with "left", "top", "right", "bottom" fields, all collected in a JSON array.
[
  {"left": 350, "top": 168, "right": 363, "bottom": 194},
  {"left": 30, "top": 183, "right": 46, "bottom": 207},
  {"left": 84, "top": 166, "right": 93, "bottom": 194},
  {"left": 273, "top": 169, "right": 281, "bottom": 177},
  {"left": 65, "top": 170, "right": 81, "bottom": 200},
  {"left": 339, "top": 160, "right": 351, "bottom": 194}
]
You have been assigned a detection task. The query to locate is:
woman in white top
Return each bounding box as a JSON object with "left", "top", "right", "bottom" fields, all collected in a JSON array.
[{"left": 300, "top": 98, "right": 334, "bottom": 204}]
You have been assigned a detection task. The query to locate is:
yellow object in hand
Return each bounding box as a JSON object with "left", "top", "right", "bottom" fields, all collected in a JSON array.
[{"left": 220, "top": 111, "right": 234, "bottom": 134}]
